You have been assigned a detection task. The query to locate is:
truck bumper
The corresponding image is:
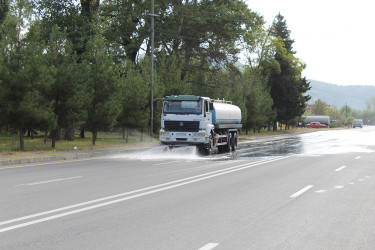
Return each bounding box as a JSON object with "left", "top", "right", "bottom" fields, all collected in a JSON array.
[{"left": 159, "top": 130, "right": 207, "bottom": 145}]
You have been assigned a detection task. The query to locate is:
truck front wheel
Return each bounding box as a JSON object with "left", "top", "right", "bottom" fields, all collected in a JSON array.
[
  {"left": 198, "top": 135, "right": 213, "bottom": 155},
  {"left": 204, "top": 135, "right": 213, "bottom": 155}
]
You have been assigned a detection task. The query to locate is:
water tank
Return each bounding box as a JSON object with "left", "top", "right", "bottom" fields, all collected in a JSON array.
[{"left": 212, "top": 102, "right": 242, "bottom": 126}]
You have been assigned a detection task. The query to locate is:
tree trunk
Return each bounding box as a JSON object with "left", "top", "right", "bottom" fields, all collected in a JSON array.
[
  {"left": 122, "top": 127, "right": 125, "bottom": 140},
  {"left": 58, "top": 128, "right": 66, "bottom": 140},
  {"left": 126, "top": 127, "right": 129, "bottom": 143},
  {"left": 19, "top": 128, "right": 25, "bottom": 151},
  {"left": 92, "top": 130, "right": 97, "bottom": 145},
  {"left": 273, "top": 121, "right": 277, "bottom": 131},
  {"left": 12, "top": 133, "right": 16, "bottom": 147},
  {"left": 66, "top": 126, "right": 75, "bottom": 141},
  {"left": 140, "top": 128, "right": 143, "bottom": 142},
  {"left": 51, "top": 130, "right": 56, "bottom": 148},
  {"left": 44, "top": 131, "right": 47, "bottom": 144},
  {"left": 80, "top": 129, "right": 85, "bottom": 139}
]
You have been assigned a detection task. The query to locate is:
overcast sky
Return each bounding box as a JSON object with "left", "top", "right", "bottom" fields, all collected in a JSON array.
[{"left": 246, "top": 0, "right": 375, "bottom": 86}]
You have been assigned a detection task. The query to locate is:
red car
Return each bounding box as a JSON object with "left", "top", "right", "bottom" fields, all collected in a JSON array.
[{"left": 306, "top": 122, "right": 327, "bottom": 128}]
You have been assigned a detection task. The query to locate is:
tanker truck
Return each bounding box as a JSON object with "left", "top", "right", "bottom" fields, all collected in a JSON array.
[{"left": 159, "top": 95, "right": 242, "bottom": 155}]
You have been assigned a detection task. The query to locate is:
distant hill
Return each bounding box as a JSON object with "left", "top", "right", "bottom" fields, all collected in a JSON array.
[{"left": 306, "top": 80, "right": 375, "bottom": 110}]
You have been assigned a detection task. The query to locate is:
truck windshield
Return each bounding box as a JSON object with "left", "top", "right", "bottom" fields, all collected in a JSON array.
[{"left": 163, "top": 100, "right": 202, "bottom": 114}]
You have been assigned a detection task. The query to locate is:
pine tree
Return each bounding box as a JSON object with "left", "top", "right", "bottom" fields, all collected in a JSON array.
[
  {"left": 82, "top": 37, "right": 123, "bottom": 145},
  {"left": 40, "top": 25, "right": 89, "bottom": 147},
  {"left": 0, "top": 5, "right": 56, "bottom": 150},
  {"left": 268, "top": 13, "right": 310, "bottom": 129}
]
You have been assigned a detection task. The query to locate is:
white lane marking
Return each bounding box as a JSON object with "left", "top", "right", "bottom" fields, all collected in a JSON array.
[
  {"left": 198, "top": 243, "right": 219, "bottom": 250},
  {"left": 348, "top": 182, "right": 355, "bottom": 185},
  {"left": 334, "top": 186, "right": 344, "bottom": 189},
  {"left": 355, "top": 156, "right": 361, "bottom": 160},
  {"left": 315, "top": 190, "right": 327, "bottom": 193},
  {"left": 335, "top": 166, "right": 346, "bottom": 172},
  {"left": 358, "top": 179, "right": 364, "bottom": 181},
  {"left": 290, "top": 185, "right": 314, "bottom": 198},
  {"left": 153, "top": 161, "right": 181, "bottom": 166},
  {"left": 16, "top": 176, "right": 82, "bottom": 186},
  {"left": 0, "top": 156, "right": 290, "bottom": 232}
]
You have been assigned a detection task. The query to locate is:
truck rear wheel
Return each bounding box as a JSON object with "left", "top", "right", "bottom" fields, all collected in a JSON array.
[
  {"left": 218, "top": 133, "right": 231, "bottom": 153},
  {"left": 231, "top": 133, "right": 238, "bottom": 151}
]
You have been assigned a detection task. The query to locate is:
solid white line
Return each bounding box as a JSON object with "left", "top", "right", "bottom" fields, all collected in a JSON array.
[
  {"left": 334, "top": 186, "right": 344, "bottom": 189},
  {"left": 16, "top": 176, "right": 82, "bottom": 186},
  {"left": 335, "top": 166, "right": 347, "bottom": 172},
  {"left": 355, "top": 156, "right": 361, "bottom": 160},
  {"left": 198, "top": 243, "right": 219, "bottom": 250},
  {"left": 0, "top": 156, "right": 290, "bottom": 232},
  {"left": 290, "top": 185, "right": 314, "bottom": 198}
]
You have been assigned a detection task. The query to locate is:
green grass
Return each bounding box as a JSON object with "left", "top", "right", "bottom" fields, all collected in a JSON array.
[{"left": 0, "top": 130, "right": 159, "bottom": 156}]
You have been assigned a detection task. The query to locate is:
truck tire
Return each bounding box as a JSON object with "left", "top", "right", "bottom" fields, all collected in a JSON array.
[
  {"left": 218, "top": 133, "right": 231, "bottom": 153},
  {"left": 199, "top": 135, "right": 213, "bottom": 155},
  {"left": 225, "top": 133, "right": 231, "bottom": 152},
  {"left": 231, "top": 133, "right": 238, "bottom": 151}
]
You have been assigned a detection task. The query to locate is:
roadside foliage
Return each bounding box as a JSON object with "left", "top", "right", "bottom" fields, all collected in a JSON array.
[{"left": 0, "top": 0, "right": 317, "bottom": 150}]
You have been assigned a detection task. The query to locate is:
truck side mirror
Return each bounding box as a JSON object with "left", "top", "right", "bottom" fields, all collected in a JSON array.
[{"left": 209, "top": 103, "right": 214, "bottom": 111}]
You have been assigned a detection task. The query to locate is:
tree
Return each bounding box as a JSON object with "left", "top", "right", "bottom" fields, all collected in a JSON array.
[
  {"left": 40, "top": 25, "right": 89, "bottom": 147},
  {"left": 0, "top": 0, "right": 9, "bottom": 40},
  {"left": 272, "top": 13, "right": 295, "bottom": 54},
  {"left": 0, "top": 1, "right": 56, "bottom": 150},
  {"left": 311, "top": 99, "right": 328, "bottom": 115},
  {"left": 82, "top": 37, "right": 123, "bottom": 145},
  {"left": 268, "top": 14, "right": 310, "bottom": 130},
  {"left": 242, "top": 67, "right": 274, "bottom": 132},
  {"left": 35, "top": 0, "right": 99, "bottom": 60},
  {"left": 366, "top": 96, "right": 375, "bottom": 111},
  {"left": 117, "top": 60, "right": 149, "bottom": 141},
  {"left": 159, "top": 0, "right": 261, "bottom": 83},
  {"left": 100, "top": 0, "right": 150, "bottom": 64}
]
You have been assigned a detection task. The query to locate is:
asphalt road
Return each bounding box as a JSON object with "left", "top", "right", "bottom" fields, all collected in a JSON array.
[{"left": 1, "top": 127, "right": 375, "bottom": 249}]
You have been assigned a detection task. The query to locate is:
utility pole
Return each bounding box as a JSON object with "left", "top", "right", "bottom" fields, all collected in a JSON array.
[{"left": 150, "top": 0, "right": 155, "bottom": 141}]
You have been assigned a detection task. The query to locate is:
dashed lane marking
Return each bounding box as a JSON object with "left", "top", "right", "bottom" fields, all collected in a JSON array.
[
  {"left": 290, "top": 185, "right": 314, "bottom": 198},
  {"left": 198, "top": 243, "right": 219, "bottom": 250},
  {"left": 335, "top": 166, "right": 347, "bottom": 172}
]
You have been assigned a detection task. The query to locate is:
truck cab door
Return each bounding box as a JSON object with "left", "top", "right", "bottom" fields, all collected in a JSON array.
[{"left": 204, "top": 100, "right": 212, "bottom": 124}]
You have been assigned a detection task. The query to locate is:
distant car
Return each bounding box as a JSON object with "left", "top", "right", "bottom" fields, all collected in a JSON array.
[
  {"left": 306, "top": 122, "right": 327, "bottom": 128},
  {"left": 353, "top": 119, "right": 363, "bottom": 128}
]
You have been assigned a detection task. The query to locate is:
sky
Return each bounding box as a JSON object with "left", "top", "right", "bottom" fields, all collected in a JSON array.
[{"left": 246, "top": 0, "right": 375, "bottom": 86}]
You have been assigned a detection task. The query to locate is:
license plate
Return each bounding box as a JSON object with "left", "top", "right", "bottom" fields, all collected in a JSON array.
[{"left": 175, "top": 132, "right": 187, "bottom": 136}]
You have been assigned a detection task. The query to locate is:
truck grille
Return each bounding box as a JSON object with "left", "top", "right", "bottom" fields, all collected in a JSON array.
[{"left": 164, "top": 121, "right": 199, "bottom": 132}]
